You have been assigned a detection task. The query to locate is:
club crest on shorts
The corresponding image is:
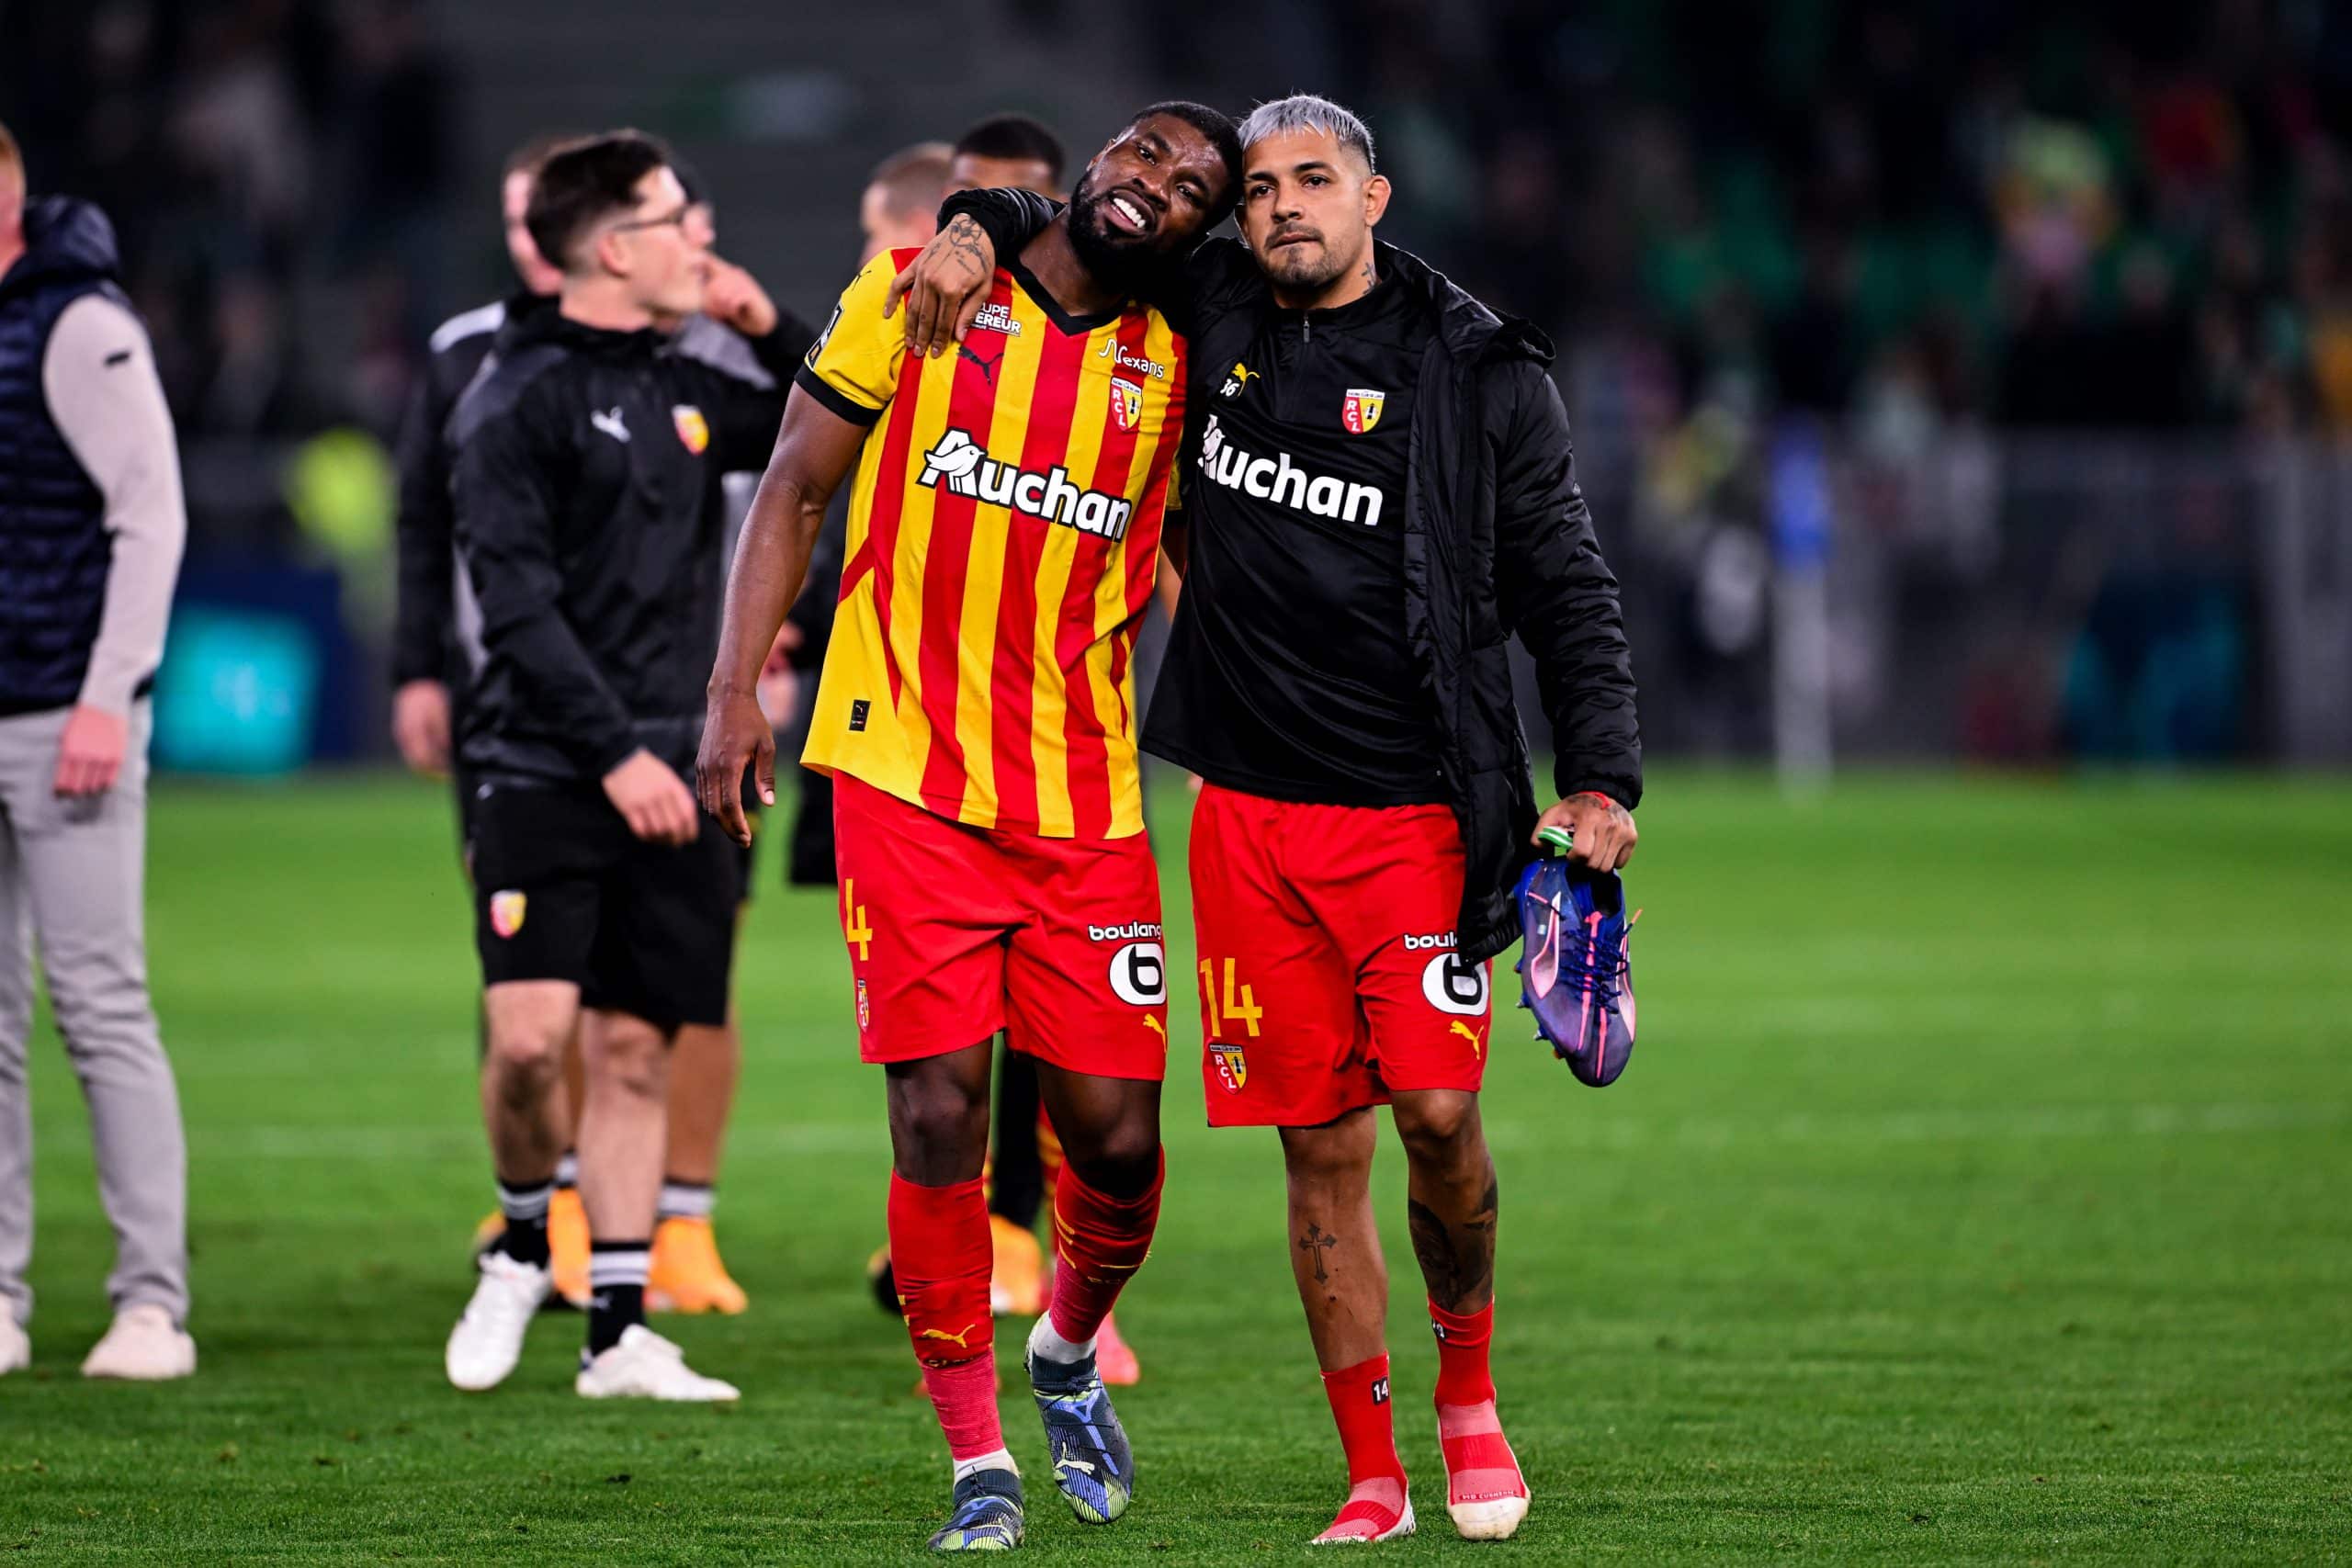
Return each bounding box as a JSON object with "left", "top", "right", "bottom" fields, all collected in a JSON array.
[
  {"left": 1341, "top": 387, "right": 1385, "bottom": 434},
  {"left": 1109, "top": 376, "right": 1144, "bottom": 434},
  {"left": 489, "top": 890, "right": 526, "bottom": 939},
  {"left": 855, "top": 978, "right": 870, "bottom": 1032},
  {"left": 673, "top": 403, "right": 710, "bottom": 454},
  {"left": 1209, "top": 1042, "right": 1249, "bottom": 1092}
]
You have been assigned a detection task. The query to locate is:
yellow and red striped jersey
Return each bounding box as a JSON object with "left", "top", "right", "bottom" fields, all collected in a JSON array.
[{"left": 793, "top": 248, "right": 1187, "bottom": 840}]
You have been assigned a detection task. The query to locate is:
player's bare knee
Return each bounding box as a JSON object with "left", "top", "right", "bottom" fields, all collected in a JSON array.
[
  {"left": 1067, "top": 1121, "right": 1160, "bottom": 1199},
  {"left": 586, "top": 1014, "right": 670, "bottom": 1102},
  {"left": 1393, "top": 1091, "right": 1484, "bottom": 1170},
  {"left": 886, "top": 1066, "right": 989, "bottom": 1180},
  {"left": 484, "top": 1021, "right": 567, "bottom": 1089},
  {"left": 1281, "top": 1122, "right": 1374, "bottom": 1197}
]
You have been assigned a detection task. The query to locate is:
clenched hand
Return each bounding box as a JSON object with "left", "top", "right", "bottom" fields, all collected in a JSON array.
[{"left": 1533, "top": 791, "right": 1637, "bottom": 873}]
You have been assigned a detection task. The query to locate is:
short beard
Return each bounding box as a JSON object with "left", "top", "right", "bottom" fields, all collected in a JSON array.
[
  {"left": 1261, "top": 234, "right": 1356, "bottom": 295},
  {"left": 1066, "top": 185, "right": 1158, "bottom": 294}
]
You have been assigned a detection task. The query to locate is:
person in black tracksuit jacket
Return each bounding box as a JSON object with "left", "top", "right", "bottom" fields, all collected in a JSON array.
[
  {"left": 921, "top": 96, "right": 1638, "bottom": 1544},
  {"left": 391, "top": 287, "right": 553, "bottom": 812},
  {"left": 441, "top": 133, "right": 801, "bottom": 1402}
]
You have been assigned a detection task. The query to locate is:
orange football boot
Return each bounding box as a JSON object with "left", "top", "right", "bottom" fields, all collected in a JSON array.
[
  {"left": 989, "top": 1215, "right": 1046, "bottom": 1317},
  {"left": 647, "top": 1215, "right": 748, "bottom": 1314},
  {"left": 548, "top": 1186, "right": 591, "bottom": 1308}
]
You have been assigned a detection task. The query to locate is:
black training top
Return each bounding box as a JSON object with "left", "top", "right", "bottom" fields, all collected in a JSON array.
[
  {"left": 1147, "top": 271, "right": 1447, "bottom": 805},
  {"left": 446, "top": 308, "right": 801, "bottom": 789}
]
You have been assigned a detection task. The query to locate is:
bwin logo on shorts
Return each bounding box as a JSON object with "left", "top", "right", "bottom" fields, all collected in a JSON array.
[{"left": 918, "top": 429, "right": 1133, "bottom": 540}]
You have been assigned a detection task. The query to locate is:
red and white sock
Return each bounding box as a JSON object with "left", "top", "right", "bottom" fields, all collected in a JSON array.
[
  {"left": 1430, "top": 1300, "right": 1527, "bottom": 1529},
  {"left": 1313, "top": 1353, "right": 1411, "bottom": 1543},
  {"left": 1032, "top": 1154, "right": 1160, "bottom": 1362},
  {"left": 887, "top": 1174, "right": 1011, "bottom": 1474}
]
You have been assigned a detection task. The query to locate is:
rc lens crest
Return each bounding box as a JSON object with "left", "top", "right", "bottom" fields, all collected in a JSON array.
[
  {"left": 1110, "top": 377, "right": 1144, "bottom": 434},
  {"left": 1341, "top": 387, "right": 1385, "bottom": 434}
]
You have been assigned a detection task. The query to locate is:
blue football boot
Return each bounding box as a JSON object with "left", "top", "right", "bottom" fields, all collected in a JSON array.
[
  {"left": 1026, "top": 1331, "right": 1134, "bottom": 1525},
  {"left": 928, "top": 1466, "right": 1024, "bottom": 1552},
  {"left": 1514, "top": 829, "right": 1639, "bottom": 1086}
]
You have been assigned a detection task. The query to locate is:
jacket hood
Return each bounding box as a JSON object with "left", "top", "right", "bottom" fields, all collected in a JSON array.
[
  {"left": 1, "top": 197, "right": 122, "bottom": 300},
  {"left": 1374, "top": 240, "right": 1554, "bottom": 368}
]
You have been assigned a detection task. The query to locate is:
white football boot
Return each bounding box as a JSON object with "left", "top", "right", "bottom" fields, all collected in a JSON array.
[
  {"left": 81, "top": 1304, "right": 196, "bottom": 1381},
  {"left": 574, "top": 1325, "right": 740, "bottom": 1403},
  {"left": 0, "top": 1314, "right": 28, "bottom": 1376},
  {"left": 446, "top": 1251, "right": 550, "bottom": 1391}
]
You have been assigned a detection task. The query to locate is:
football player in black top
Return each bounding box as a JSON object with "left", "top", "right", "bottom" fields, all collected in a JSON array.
[{"left": 889, "top": 93, "right": 1640, "bottom": 1545}]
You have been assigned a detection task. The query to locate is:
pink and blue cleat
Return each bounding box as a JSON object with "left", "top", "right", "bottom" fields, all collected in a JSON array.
[{"left": 1514, "top": 826, "right": 1638, "bottom": 1086}]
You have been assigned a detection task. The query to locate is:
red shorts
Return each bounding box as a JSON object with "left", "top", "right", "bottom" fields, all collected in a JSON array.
[
  {"left": 831, "top": 773, "right": 1169, "bottom": 1078},
  {"left": 1188, "top": 784, "right": 1492, "bottom": 1128}
]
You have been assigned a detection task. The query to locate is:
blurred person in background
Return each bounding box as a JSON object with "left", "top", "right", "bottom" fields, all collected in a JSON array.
[
  {"left": 396, "top": 134, "right": 797, "bottom": 1322},
  {"left": 945, "top": 113, "right": 1067, "bottom": 198},
  {"left": 0, "top": 120, "right": 194, "bottom": 1382},
  {"left": 911, "top": 90, "right": 1641, "bottom": 1545},
  {"left": 859, "top": 141, "right": 956, "bottom": 263},
  {"left": 439, "top": 132, "right": 803, "bottom": 1402},
  {"left": 391, "top": 130, "right": 575, "bottom": 1292}
]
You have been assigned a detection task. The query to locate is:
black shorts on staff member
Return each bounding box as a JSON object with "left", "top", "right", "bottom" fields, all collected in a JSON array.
[{"left": 472, "top": 781, "right": 741, "bottom": 1032}]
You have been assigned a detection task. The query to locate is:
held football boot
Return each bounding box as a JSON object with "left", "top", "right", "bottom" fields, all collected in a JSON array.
[{"left": 1513, "top": 828, "right": 1638, "bottom": 1086}]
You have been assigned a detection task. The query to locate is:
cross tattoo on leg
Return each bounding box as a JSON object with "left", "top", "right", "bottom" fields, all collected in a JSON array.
[{"left": 1299, "top": 1224, "right": 1338, "bottom": 1285}]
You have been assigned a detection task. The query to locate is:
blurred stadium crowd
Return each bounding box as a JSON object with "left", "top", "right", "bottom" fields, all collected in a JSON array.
[{"left": 6, "top": 0, "right": 2349, "bottom": 764}]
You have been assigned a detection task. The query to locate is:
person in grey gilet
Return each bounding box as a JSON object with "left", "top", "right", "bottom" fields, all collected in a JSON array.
[{"left": 0, "top": 121, "right": 194, "bottom": 1381}]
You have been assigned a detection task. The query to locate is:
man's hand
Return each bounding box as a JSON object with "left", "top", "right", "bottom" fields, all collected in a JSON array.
[
  {"left": 704, "top": 256, "right": 779, "bottom": 338},
  {"left": 52, "top": 705, "right": 129, "bottom": 797},
  {"left": 390, "top": 679, "right": 453, "bottom": 776},
  {"left": 1533, "top": 791, "right": 1637, "bottom": 873},
  {"left": 695, "top": 686, "right": 775, "bottom": 849},
  {"left": 882, "top": 213, "right": 998, "bottom": 358},
  {"left": 603, "top": 748, "right": 700, "bottom": 846}
]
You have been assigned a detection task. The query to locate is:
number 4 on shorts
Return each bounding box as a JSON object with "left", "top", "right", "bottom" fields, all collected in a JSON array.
[{"left": 1197, "top": 957, "right": 1263, "bottom": 1038}]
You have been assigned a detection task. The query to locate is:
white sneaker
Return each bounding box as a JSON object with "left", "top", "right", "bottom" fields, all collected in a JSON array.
[
  {"left": 574, "top": 1325, "right": 740, "bottom": 1403},
  {"left": 0, "top": 1315, "right": 28, "bottom": 1376},
  {"left": 446, "top": 1251, "right": 550, "bottom": 1391},
  {"left": 81, "top": 1304, "right": 196, "bottom": 1381}
]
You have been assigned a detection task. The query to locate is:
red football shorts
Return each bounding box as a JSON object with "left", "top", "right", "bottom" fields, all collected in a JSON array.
[
  {"left": 831, "top": 773, "right": 1169, "bottom": 1078},
  {"left": 1188, "top": 784, "right": 1493, "bottom": 1128}
]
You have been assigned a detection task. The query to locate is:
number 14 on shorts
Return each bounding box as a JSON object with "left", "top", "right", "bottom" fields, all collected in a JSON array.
[{"left": 1198, "top": 957, "right": 1264, "bottom": 1038}]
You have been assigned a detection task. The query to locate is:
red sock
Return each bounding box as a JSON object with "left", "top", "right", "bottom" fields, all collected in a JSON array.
[
  {"left": 1320, "top": 1353, "right": 1407, "bottom": 1485},
  {"left": 887, "top": 1173, "right": 1002, "bottom": 1461},
  {"left": 1429, "top": 1299, "right": 1497, "bottom": 1407},
  {"left": 1046, "top": 1153, "right": 1161, "bottom": 1347}
]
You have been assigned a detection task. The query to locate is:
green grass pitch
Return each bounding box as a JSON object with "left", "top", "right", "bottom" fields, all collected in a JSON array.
[{"left": 2, "top": 770, "right": 2347, "bottom": 1562}]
